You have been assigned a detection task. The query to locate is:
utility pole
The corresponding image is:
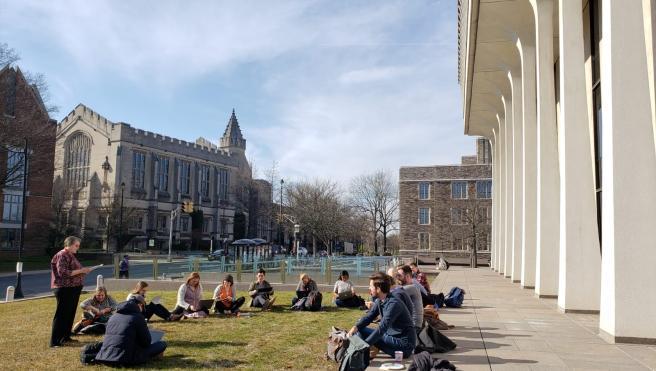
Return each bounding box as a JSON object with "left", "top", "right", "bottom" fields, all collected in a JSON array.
[{"left": 279, "top": 178, "right": 283, "bottom": 246}]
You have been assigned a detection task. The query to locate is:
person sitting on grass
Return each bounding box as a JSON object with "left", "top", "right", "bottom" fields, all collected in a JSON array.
[
  {"left": 127, "top": 281, "right": 181, "bottom": 322},
  {"left": 213, "top": 274, "right": 245, "bottom": 315},
  {"left": 291, "top": 273, "right": 322, "bottom": 311},
  {"left": 73, "top": 286, "right": 117, "bottom": 334},
  {"left": 95, "top": 296, "right": 167, "bottom": 367},
  {"left": 248, "top": 268, "right": 275, "bottom": 311},
  {"left": 333, "top": 270, "right": 365, "bottom": 309},
  {"left": 348, "top": 272, "right": 417, "bottom": 360},
  {"left": 172, "top": 272, "right": 209, "bottom": 318},
  {"left": 410, "top": 262, "right": 431, "bottom": 294},
  {"left": 292, "top": 273, "right": 318, "bottom": 305}
]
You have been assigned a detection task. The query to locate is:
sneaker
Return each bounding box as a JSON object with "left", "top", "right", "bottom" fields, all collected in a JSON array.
[
  {"left": 72, "top": 321, "right": 84, "bottom": 334},
  {"left": 169, "top": 313, "right": 183, "bottom": 321},
  {"left": 261, "top": 299, "right": 270, "bottom": 311},
  {"left": 267, "top": 296, "right": 276, "bottom": 309}
]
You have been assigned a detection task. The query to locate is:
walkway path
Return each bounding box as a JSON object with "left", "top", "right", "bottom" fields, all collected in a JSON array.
[{"left": 373, "top": 266, "right": 656, "bottom": 370}]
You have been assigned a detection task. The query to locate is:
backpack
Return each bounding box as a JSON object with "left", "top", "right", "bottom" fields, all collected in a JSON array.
[
  {"left": 325, "top": 327, "right": 350, "bottom": 363},
  {"left": 339, "top": 334, "right": 370, "bottom": 371},
  {"left": 444, "top": 287, "right": 465, "bottom": 308},
  {"left": 415, "top": 324, "right": 456, "bottom": 354},
  {"left": 305, "top": 291, "right": 322, "bottom": 311},
  {"left": 80, "top": 341, "right": 103, "bottom": 365}
]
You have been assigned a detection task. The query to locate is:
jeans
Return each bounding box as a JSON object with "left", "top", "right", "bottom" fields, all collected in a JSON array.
[
  {"left": 358, "top": 327, "right": 415, "bottom": 358},
  {"left": 50, "top": 285, "right": 83, "bottom": 347},
  {"left": 335, "top": 296, "right": 364, "bottom": 308},
  {"left": 144, "top": 303, "right": 172, "bottom": 321},
  {"left": 172, "top": 305, "right": 209, "bottom": 315},
  {"left": 251, "top": 295, "right": 269, "bottom": 308},
  {"left": 214, "top": 297, "right": 245, "bottom": 313},
  {"left": 146, "top": 341, "right": 167, "bottom": 358},
  {"left": 119, "top": 271, "right": 129, "bottom": 279}
]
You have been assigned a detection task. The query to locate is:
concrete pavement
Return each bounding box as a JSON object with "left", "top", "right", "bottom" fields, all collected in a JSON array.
[{"left": 370, "top": 267, "right": 656, "bottom": 370}]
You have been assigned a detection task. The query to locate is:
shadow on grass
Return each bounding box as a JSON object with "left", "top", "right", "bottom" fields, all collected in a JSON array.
[
  {"left": 143, "top": 354, "right": 248, "bottom": 369},
  {"left": 167, "top": 340, "right": 247, "bottom": 348}
]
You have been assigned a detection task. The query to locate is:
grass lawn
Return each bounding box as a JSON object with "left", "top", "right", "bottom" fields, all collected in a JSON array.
[{"left": 0, "top": 290, "right": 365, "bottom": 370}]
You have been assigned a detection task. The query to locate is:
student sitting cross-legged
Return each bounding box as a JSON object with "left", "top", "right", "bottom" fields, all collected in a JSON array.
[
  {"left": 73, "top": 286, "right": 117, "bottom": 334},
  {"left": 248, "top": 268, "right": 275, "bottom": 311},
  {"left": 333, "top": 270, "right": 366, "bottom": 309},
  {"left": 213, "top": 274, "right": 245, "bottom": 314},
  {"left": 347, "top": 272, "right": 417, "bottom": 359},
  {"left": 94, "top": 296, "right": 167, "bottom": 367},
  {"left": 172, "top": 272, "right": 210, "bottom": 318}
]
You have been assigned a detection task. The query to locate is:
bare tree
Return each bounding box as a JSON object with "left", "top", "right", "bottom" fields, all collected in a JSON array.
[
  {"left": 0, "top": 42, "right": 20, "bottom": 67},
  {"left": 286, "top": 179, "right": 346, "bottom": 256},
  {"left": 349, "top": 170, "right": 399, "bottom": 255},
  {"left": 435, "top": 197, "right": 490, "bottom": 267}
]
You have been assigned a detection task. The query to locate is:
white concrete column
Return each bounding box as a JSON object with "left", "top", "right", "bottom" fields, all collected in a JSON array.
[
  {"left": 490, "top": 133, "right": 498, "bottom": 270},
  {"left": 509, "top": 70, "right": 524, "bottom": 283},
  {"left": 600, "top": 0, "right": 656, "bottom": 343},
  {"left": 530, "top": 0, "right": 559, "bottom": 297},
  {"left": 556, "top": 0, "right": 601, "bottom": 313},
  {"left": 502, "top": 96, "right": 514, "bottom": 278},
  {"left": 517, "top": 37, "right": 537, "bottom": 289},
  {"left": 495, "top": 113, "right": 507, "bottom": 274}
]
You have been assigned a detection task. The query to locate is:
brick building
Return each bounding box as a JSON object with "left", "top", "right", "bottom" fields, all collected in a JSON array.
[
  {"left": 399, "top": 138, "right": 492, "bottom": 259},
  {"left": 0, "top": 66, "right": 57, "bottom": 257},
  {"left": 53, "top": 105, "right": 271, "bottom": 251}
]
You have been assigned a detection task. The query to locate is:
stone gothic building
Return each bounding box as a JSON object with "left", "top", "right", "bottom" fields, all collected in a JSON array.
[{"left": 53, "top": 104, "right": 271, "bottom": 251}]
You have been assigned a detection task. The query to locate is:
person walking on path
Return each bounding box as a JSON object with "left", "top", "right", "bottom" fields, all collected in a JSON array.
[
  {"left": 119, "top": 255, "right": 129, "bottom": 279},
  {"left": 50, "top": 236, "right": 92, "bottom": 347}
]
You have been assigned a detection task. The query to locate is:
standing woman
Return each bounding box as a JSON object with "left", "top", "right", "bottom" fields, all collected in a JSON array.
[
  {"left": 50, "top": 236, "right": 92, "bottom": 347},
  {"left": 173, "top": 272, "right": 209, "bottom": 318}
]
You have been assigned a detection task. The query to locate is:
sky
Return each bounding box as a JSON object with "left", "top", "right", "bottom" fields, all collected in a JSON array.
[{"left": 0, "top": 0, "right": 475, "bottom": 184}]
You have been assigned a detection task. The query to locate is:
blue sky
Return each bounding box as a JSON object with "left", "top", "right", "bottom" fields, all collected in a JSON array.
[{"left": 0, "top": 0, "right": 475, "bottom": 183}]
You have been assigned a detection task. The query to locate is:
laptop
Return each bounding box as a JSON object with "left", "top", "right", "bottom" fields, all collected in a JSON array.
[
  {"left": 149, "top": 329, "right": 164, "bottom": 344},
  {"left": 199, "top": 299, "right": 215, "bottom": 310}
]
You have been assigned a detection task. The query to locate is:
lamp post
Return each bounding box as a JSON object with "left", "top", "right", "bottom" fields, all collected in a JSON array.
[
  {"left": 279, "top": 178, "right": 284, "bottom": 246},
  {"left": 118, "top": 182, "right": 125, "bottom": 252},
  {"left": 294, "top": 223, "right": 300, "bottom": 259},
  {"left": 14, "top": 138, "right": 28, "bottom": 299}
]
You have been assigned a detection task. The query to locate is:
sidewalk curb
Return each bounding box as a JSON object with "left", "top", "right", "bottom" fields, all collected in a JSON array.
[
  {"left": 0, "top": 293, "right": 53, "bottom": 304},
  {"left": 0, "top": 269, "right": 51, "bottom": 278}
]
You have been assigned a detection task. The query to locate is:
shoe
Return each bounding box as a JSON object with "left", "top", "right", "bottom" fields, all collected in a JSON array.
[
  {"left": 267, "top": 296, "right": 276, "bottom": 310},
  {"left": 169, "top": 313, "right": 183, "bottom": 321},
  {"left": 261, "top": 300, "right": 270, "bottom": 311},
  {"left": 72, "top": 321, "right": 84, "bottom": 334}
]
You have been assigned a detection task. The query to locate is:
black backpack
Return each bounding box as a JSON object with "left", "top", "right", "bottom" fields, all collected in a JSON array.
[
  {"left": 80, "top": 341, "right": 103, "bottom": 365},
  {"left": 305, "top": 291, "right": 322, "bottom": 311},
  {"left": 415, "top": 324, "right": 456, "bottom": 354}
]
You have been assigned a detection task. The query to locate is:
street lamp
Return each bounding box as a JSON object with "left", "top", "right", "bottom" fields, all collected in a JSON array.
[
  {"left": 15, "top": 138, "right": 28, "bottom": 299},
  {"left": 294, "top": 223, "right": 300, "bottom": 259},
  {"left": 279, "top": 178, "right": 284, "bottom": 246},
  {"left": 118, "top": 182, "right": 125, "bottom": 252}
]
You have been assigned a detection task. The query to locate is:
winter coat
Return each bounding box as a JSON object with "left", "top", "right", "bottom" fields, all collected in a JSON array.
[{"left": 95, "top": 301, "right": 152, "bottom": 366}]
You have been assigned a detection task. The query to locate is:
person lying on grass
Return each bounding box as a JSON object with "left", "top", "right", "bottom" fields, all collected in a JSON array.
[
  {"left": 127, "top": 281, "right": 182, "bottom": 322},
  {"left": 95, "top": 297, "right": 167, "bottom": 367},
  {"left": 213, "top": 274, "right": 245, "bottom": 315},
  {"left": 248, "top": 268, "right": 275, "bottom": 311},
  {"left": 347, "top": 272, "right": 417, "bottom": 360},
  {"left": 173, "top": 272, "right": 210, "bottom": 318},
  {"left": 73, "top": 286, "right": 117, "bottom": 334}
]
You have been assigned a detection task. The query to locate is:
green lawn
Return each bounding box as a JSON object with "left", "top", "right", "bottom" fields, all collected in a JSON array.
[{"left": 0, "top": 290, "right": 364, "bottom": 370}]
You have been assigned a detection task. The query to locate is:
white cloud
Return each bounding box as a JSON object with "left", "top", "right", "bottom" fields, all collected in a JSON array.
[{"left": 1, "top": 0, "right": 477, "bottom": 187}]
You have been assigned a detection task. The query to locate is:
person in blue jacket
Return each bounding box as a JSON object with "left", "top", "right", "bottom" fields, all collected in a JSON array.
[
  {"left": 95, "top": 297, "right": 167, "bottom": 366},
  {"left": 347, "top": 272, "right": 417, "bottom": 359}
]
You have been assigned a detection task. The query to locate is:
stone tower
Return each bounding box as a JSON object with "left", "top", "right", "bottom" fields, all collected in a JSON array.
[{"left": 220, "top": 109, "right": 246, "bottom": 154}]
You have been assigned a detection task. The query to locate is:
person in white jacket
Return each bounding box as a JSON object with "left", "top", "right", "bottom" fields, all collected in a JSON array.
[{"left": 171, "top": 272, "right": 209, "bottom": 318}]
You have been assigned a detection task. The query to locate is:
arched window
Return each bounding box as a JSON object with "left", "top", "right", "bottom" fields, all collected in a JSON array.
[{"left": 64, "top": 132, "right": 91, "bottom": 188}]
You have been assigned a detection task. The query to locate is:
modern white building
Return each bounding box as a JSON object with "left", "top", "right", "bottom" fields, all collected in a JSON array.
[{"left": 458, "top": 0, "right": 656, "bottom": 344}]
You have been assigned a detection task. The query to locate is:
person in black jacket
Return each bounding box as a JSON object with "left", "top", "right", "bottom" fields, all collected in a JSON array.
[{"left": 95, "top": 298, "right": 167, "bottom": 366}]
